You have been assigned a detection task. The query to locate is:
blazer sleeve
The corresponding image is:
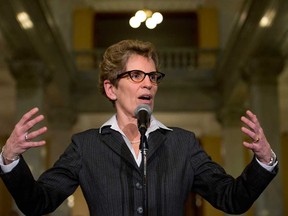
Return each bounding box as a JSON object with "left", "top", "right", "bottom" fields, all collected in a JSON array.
[
  {"left": 191, "top": 145, "right": 278, "bottom": 214},
  {"left": 0, "top": 136, "right": 82, "bottom": 216}
]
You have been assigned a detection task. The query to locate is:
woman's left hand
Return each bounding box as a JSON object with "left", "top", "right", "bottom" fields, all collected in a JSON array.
[{"left": 241, "top": 110, "right": 273, "bottom": 165}]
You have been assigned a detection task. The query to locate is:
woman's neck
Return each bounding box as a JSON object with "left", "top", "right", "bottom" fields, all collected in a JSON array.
[{"left": 117, "top": 114, "right": 140, "bottom": 142}]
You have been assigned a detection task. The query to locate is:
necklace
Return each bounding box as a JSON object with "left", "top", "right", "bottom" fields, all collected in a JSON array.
[{"left": 130, "top": 140, "right": 140, "bottom": 144}]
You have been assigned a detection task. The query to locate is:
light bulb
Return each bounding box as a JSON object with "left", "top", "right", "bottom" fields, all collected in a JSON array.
[
  {"left": 135, "top": 10, "right": 147, "bottom": 22},
  {"left": 145, "top": 17, "right": 157, "bottom": 29},
  {"left": 129, "top": 16, "right": 141, "bottom": 28},
  {"left": 152, "top": 12, "right": 163, "bottom": 24}
]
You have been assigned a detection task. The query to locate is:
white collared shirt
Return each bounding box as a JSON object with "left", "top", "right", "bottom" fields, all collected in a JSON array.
[{"left": 100, "top": 114, "right": 172, "bottom": 167}]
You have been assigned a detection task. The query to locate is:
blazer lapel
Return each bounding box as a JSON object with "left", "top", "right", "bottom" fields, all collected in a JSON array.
[
  {"left": 147, "top": 129, "right": 167, "bottom": 163},
  {"left": 100, "top": 127, "right": 140, "bottom": 171}
]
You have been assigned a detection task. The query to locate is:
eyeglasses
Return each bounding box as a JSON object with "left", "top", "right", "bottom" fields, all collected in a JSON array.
[{"left": 116, "top": 70, "right": 165, "bottom": 84}]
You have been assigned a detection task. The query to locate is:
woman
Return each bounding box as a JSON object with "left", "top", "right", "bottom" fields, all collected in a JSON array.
[{"left": 0, "top": 39, "right": 277, "bottom": 215}]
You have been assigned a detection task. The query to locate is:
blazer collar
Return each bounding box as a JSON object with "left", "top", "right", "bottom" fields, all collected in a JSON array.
[{"left": 100, "top": 126, "right": 167, "bottom": 171}]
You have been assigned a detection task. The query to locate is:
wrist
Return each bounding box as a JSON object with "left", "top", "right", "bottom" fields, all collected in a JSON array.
[
  {"left": 257, "top": 149, "right": 277, "bottom": 166},
  {"left": 267, "top": 149, "right": 277, "bottom": 166},
  {"left": 1, "top": 145, "right": 20, "bottom": 165}
]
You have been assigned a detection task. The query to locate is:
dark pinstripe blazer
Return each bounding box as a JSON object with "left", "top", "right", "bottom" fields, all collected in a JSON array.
[{"left": 1, "top": 127, "right": 278, "bottom": 216}]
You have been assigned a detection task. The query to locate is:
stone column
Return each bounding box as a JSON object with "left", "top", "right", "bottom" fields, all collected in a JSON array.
[
  {"left": 8, "top": 59, "right": 51, "bottom": 215},
  {"left": 48, "top": 0, "right": 73, "bottom": 51},
  {"left": 218, "top": 107, "right": 245, "bottom": 177},
  {"left": 9, "top": 59, "right": 51, "bottom": 177},
  {"left": 218, "top": 107, "right": 246, "bottom": 216},
  {"left": 47, "top": 107, "right": 77, "bottom": 216},
  {"left": 243, "top": 56, "right": 284, "bottom": 216}
]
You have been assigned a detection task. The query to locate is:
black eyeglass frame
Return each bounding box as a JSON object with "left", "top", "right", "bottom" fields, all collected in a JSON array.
[{"left": 116, "top": 70, "right": 165, "bottom": 84}]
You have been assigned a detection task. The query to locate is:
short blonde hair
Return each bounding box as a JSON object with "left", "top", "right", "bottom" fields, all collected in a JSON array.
[{"left": 98, "top": 39, "right": 159, "bottom": 99}]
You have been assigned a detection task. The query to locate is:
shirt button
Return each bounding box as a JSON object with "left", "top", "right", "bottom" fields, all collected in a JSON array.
[
  {"left": 135, "top": 182, "right": 142, "bottom": 190},
  {"left": 137, "top": 206, "right": 143, "bottom": 214}
]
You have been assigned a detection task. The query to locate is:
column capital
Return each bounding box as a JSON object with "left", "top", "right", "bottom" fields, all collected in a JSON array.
[
  {"left": 242, "top": 56, "right": 284, "bottom": 85},
  {"left": 8, "top": 59, "right": 51, "bottom": 87}
]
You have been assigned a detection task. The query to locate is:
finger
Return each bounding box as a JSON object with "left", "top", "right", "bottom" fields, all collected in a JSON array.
[
  {"left": 241, "top": 126, "right": 255, "bottom": 138},
  {"left": 241, "top": 110, "right": 262, "bottom": 140},
  {"left": 241, "top": 116, "right": 255, "bottom": 130},
  {"left": 243, "top": 141, "right": 254, "bottom": 150},
  {"left": 24, "top": 140, "right": 47, "bottom": 149},
  {"left": 15, "top": 140, "right": 47, "bottom": 155},
  {"left": 25, "top": 126, "right": 48, "bottom": 141},
  {"left": 243, "top": 138, "right": 262, "bottom": 149},
  {"left": 241, "top": 124, "right": 261, "bottom": 143},
  {"left": 18, "top": 107, "right": 40, "bottom": 126},
  {"left": 245, "top": 110, "right": 260, "bottom": 127},
  {"left": 253, "top": 136, "right": 260, "bottom": 143},
  {"left": 22, "top": 114, "right": 45, "bottom": 133},
  {"left": 14, "top": 108, "right": 42, "bottom": 136}
]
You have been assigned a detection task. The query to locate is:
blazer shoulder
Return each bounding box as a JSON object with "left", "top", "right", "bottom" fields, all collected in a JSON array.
[
  {"left": 72, "top": 128, "right": 101, "bottom": 141},
  {"left": 165, "top": 126, "right": 197, "bottom": 137}
]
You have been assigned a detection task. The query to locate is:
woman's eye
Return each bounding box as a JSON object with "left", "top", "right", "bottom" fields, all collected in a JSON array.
[
  {"left": 151, "top": 75, "right": 157, "bottom": 81},
  {"left": 131, "top": 72, "right": 142, "bottom": 79}
]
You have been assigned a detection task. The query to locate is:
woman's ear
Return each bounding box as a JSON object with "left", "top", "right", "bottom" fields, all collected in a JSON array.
[{"left": 103, "top": 80, "right": 117, "bottom": 101}]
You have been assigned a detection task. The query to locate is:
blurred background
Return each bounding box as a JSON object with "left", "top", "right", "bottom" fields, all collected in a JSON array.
[{"left": 0, "top": 0, "right": 287, "bottom": 215}]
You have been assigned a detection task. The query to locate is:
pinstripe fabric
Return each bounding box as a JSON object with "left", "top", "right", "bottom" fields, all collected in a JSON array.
[{"left": 1, "top": 127, "right": 277, "bottom": 215}]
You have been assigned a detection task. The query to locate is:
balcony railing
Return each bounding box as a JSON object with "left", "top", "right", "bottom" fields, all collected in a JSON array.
[{"left": 73, "top": 47, "right": 219, "bottom": 73}]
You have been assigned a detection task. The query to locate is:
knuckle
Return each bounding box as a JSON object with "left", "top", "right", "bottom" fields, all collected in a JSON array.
[{"left": 26, "top": 120, "right": 34, "bottom": 128}]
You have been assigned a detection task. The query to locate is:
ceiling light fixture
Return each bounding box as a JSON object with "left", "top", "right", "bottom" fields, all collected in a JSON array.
[
  {"left": 16, "top": 12, "right": 34, "bottom": 29},
  {"left": 259, "top": 9, "right": 275, "bottom": 28},
  {"left": 129, "top": 9, "right": 163, "bottom": 29}
]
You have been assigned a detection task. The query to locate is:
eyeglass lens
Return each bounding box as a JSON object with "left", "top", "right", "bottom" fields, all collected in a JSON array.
[{"left": 129, "top": 70, "right": 164, "bottom": 83}]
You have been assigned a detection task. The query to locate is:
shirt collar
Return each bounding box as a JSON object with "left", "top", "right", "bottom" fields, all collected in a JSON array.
[{"left": 99, "top": 114, "right": 172, "bottom": 134}]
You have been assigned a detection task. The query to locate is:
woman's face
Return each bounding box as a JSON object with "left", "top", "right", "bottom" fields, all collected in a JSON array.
[{"left": 111, "top": 54, "right": 158, "bottom": 118}]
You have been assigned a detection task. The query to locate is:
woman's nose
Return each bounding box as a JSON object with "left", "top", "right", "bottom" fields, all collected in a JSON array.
[{"left": 141, "top": 75, "right": 153, "bottom": 88}]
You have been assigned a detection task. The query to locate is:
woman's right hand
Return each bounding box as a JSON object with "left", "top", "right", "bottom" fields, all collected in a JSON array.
[{"left": 2, "top": 107, "right": 47, "bottom": 164}]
